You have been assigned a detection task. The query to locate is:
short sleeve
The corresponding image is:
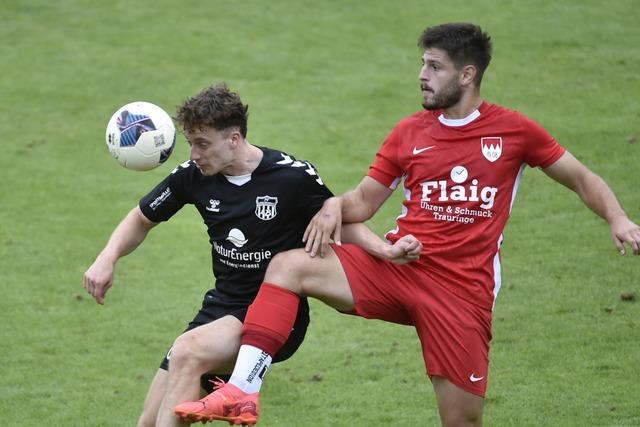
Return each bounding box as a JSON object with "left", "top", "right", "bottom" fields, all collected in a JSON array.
[
  {"left": 139, "top": 165, "right": 190, "bottom": 222},
  {"left": 368, "top": 124, "right": 405, "bottom": 188},
  {"left": 521, "top": 115, "right": 566, "bottom": 168},
  {"left": 296, "top": 161, "right": 334, "bottom": 221}
]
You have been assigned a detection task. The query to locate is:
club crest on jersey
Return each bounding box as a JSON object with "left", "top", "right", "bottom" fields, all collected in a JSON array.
[
  {"left": 255, "top": 196, "right": 278, "bottom": 221},
  {"left": 481, "top": 137, "right": 502, "bottom": 162}
]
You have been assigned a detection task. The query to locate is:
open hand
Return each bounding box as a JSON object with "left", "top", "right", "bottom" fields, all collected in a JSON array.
[
  {"left": 303, "top": 197, "right": 342, "bottom": 257},
  {"left": 611, "top": 217, "right": 640, "bottom": 255}
]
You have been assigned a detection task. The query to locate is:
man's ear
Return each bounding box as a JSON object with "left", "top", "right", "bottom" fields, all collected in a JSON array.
[
  {"left": 229, "top": 130, "right": 242, "bottom": 147},
  {"left": 460, "top": 64, "right": 477, "bottom": 87}
]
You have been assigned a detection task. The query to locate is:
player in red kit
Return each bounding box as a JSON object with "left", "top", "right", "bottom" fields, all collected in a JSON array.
[{"left": 175, "top": 23, "right": 640, "bottom": 426}]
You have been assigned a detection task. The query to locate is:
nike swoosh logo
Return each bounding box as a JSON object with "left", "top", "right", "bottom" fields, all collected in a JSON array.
[
  {"left": 469, "top": 374, "right": 484, "bottom": 382},
  {"left": 413, "top": 145, "right": 435, "bottom": 155}
]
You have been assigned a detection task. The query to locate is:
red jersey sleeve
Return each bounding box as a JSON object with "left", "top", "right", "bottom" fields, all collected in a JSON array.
[
  {"left": 368, "top": 123, "right": 405, "bottom": 188},
  {"left": 520, "top": 114, "right": 566, "bottom": 168}
]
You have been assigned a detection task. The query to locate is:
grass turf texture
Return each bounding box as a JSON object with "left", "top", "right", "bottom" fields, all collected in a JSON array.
[{"left": 1, "top": 0, "right": 639, "bottom": 425}]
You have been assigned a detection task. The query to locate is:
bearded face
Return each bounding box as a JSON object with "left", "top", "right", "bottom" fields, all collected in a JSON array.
[{"left": 421, "top": 72, "right": 463, "bottom": 111}]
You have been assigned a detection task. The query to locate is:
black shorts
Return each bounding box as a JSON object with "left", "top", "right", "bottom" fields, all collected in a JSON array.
[{"left": 160, "top": 292, "right": 310, "bottom": 393}]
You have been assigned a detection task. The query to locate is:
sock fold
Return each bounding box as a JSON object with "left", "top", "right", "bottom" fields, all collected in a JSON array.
[{"left": 242, "top": 283, "right": 300, "bottom": 356}]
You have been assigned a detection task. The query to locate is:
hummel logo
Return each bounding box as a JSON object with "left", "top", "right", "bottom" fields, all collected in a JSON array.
[
  {"left": 469, "top": 373, "right": 484, "bottom": 383},
  {"left": 206, "top": 199, "right": 221, "bottom": 212},
  {"left": 413, "top": 145, "right": 435, "bottom": 155}
]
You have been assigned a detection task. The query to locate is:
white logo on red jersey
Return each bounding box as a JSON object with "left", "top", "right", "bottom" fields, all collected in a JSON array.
[
  {"left": 469, "top": 373, "right": 484, "bottom": 382},
  {"left": 450, "top": 165, "right": 468, "bottom": 184},
  {"left": 413, "top": 145, "right": 435, "bottom": 155},
  {"left": 481, "top": 137, "right": 502, "bottom": 162},
  {"left": 420, "top": 167, "right": 497, "bottom": 210}
]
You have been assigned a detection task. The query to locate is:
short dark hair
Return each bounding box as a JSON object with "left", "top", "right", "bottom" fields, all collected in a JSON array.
[
  {"left": 418, "top": 23, "right": 492, "bottom": 86},
  {"left": 176, "top": 83, "right": 249, "bottom": 137}
]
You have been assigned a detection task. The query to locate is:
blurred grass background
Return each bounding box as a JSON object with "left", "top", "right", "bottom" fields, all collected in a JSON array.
[{"left": 1, "top": 1, "right": 638, "bottom": 425}]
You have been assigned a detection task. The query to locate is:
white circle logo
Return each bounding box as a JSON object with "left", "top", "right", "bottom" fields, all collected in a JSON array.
[
  {"left": 450, "top": 166, "right": 468, "bottom": 183},
  {"left": 226, "top": 228, "right": 249, "bottom": 248}
]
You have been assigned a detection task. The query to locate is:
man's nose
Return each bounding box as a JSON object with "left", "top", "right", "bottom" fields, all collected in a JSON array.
[{"left": 189, "top": 146, "right": 199, "bottom": 160}]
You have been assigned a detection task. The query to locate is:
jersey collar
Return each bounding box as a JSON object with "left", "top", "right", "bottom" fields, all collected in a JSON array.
[
  {"left": 438, "top": 109, "right": 480, "bottom": 127},
  {"left": 224, "top": 173, "right": 252, "bottom": 186},
  {"left": 437, "top": 102, "right": 485, "bottom": 127}
]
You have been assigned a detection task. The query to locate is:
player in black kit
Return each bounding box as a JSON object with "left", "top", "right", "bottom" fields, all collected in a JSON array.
[{"left": 83, "top": 84, "right": 399, "bottom": 427}]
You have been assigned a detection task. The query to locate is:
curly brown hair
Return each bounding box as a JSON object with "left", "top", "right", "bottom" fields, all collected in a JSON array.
[{"left": 175, "top": 83, "right": 249, "bottom": 137}]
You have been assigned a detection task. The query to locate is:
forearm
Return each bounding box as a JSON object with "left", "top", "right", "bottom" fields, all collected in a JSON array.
[
  {"left": 338, "top": 176, "right": 394, "bottom": 223},
  {"left": 340, "top": 223, "right": 389, "bottom": 258},
  {"left": 338, "top": 191, "right": 376, "bottom": 223},
  {"left": 544, "top": 151, "right": 628, "bottom": 224},
  {"left": 574, "top": 172, "right": 627, "bottom": 223},
  {"left": 98, "top": 207, "right": 155, "bottom": 263}
]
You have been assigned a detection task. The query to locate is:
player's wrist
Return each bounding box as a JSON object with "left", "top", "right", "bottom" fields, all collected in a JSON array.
[
  {"left": 324, "top": 196, "right": 342, "bottom": 210},
  {"left": 607, "top": 211, "right": 629, "bottom": 226},
  {"left": 97, "top": 249, "right": 119, "bottom": 265},
  {"left": 380, "top": 242, "right": 397, "bottom": 261}
]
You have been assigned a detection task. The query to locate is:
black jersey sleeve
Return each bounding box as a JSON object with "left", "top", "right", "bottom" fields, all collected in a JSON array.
[
  {"left": 295, "top": 160, "right": 334, "bottom": 221},
  {"left": 139, "top": 161, "right": 192, "bottom": 222}
]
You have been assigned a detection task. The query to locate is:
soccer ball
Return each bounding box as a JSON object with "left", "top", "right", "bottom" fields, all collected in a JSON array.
[{"left": 105, "top": 101, "right": 176, "bottom": 171}]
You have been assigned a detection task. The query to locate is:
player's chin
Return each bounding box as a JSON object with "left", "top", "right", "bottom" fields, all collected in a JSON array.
[
  {"left": 421, "top": 100, "right": 439, "bottom": 111},
  {"left": 196, "top": 165, "right": 214, "bottom": 176}
]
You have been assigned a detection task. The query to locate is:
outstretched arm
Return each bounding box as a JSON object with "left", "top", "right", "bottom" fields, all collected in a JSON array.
[
  {"left": 543, "top": 151, "right": 640, "bottom": 255},
  {"left": 83, "top": 206, "right": 158, "bottom": 304},
  {"left": 341, "top": 223, "right": 422, "bottom": 264},
  {"left": 303, "top": 176, "right": 394, "bottom": 257}
]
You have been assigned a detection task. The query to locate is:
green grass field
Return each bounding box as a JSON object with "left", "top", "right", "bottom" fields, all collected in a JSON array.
[{"left": 1, "top": 1, "right": 639, "bottom": 425}]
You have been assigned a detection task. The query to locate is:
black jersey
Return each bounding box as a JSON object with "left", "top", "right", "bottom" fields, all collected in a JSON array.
[{"left": 139, "top": 147, "right": 333, "bottom": 305}]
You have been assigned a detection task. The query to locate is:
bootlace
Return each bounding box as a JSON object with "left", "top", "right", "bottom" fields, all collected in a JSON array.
[{"left": 209, "top": 376, "right": 228, "bottom": 391}]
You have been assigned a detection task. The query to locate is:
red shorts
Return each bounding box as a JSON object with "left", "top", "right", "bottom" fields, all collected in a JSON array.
[{"left": 333, "top": 244, "right": 493, "bottom": 397}]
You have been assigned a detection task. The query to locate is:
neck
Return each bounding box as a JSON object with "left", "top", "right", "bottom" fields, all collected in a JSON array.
[
  {"left": 224, "top": 142, "right": 263, "bottom": 176},
  {"left": 441, "top": 91, "right": 482, "bottom": 120}
]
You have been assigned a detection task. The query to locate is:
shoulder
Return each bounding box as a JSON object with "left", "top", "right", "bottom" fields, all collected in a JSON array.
[
  {"left": 258, "top": 147, "right": 316, "bottom": 175},
  {"left": 164, "top": 159, "right": 202, "bottom": 187},
  {"left": 258, "top": 146, "right": 329, "bottom": 190},
  {"left": 168, "top": 159, "right": 199, "bottom": 175},
  {"left": 397, "top": 110, "right": 437, "bottom": 129},
  {"left": 382, "top": 111, "right": 436, "bottom": 144},
  {"left": 482, "top": 102, "right": 531, "bottom": 129}
]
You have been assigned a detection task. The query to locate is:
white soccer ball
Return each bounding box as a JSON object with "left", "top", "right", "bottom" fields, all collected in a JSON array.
[{"left": 105, "top": 101, "right": 176, "bottom": 171}]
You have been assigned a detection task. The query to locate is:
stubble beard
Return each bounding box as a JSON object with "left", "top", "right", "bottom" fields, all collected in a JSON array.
[{"left": 422, "top": 77, "right": 463, "bottom": 111}]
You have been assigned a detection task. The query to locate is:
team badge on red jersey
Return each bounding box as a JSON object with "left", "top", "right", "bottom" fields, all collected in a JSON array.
[{"left": 481, "top": 137, "right": 502, "bottom": 162}]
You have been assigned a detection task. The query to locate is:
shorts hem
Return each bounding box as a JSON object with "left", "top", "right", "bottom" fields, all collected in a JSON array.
[
  {"left": 428, "top": 371, "right": 486, "bottom": 398},
  {"left": 330, "top": 243, "right": 365, "bottom": 318}
]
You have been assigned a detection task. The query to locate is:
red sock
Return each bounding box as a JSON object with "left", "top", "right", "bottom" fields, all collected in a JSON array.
[{"left": 242, "top": 283, "right": 300, "bottom": 356}]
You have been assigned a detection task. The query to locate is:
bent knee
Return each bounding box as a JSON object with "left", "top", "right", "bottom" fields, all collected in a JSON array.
[
  {"left": 265, "top": 248, "right": 343, "bottom": 298},
  {"left": 267, "top": 250, "right": 311, "bottom": 272},
  {"left": 265, "top": 249, "right": 315, "bottom": 284},
  {"left": 168, "top": 334, "right": 209, "bottom": 371}
]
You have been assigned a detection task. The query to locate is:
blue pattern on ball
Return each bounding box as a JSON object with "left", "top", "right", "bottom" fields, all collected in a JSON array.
[
  {"left": 116, "top": 110, "right": 156, "bottom": 147},
  {"left": 159, "top": 133, "right": 176, "bottom": 164}
]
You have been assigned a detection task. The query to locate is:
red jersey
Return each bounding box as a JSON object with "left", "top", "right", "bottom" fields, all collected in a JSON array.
[{"left": 368, "top": 102, "right": 565, "bottom": 310}]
